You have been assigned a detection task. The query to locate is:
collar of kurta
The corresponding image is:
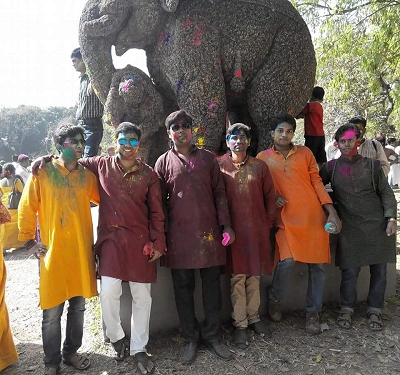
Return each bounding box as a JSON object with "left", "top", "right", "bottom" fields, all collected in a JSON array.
[
  {"left": 115, "top": 157, "right": 141, "bottom": 174},
  {"left": 272, "top": 143, "right": 297, "bottom": 157},
  {"left": 171, "top": 145, "right": 198, "bottom": 158},
  {"left": 52, "top": 158, "right": 82, "bottom": 174}
]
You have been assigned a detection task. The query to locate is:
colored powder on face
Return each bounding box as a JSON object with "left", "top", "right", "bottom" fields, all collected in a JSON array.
[{"left": 342, "top": 130, "right": 357, "bottom": 139}]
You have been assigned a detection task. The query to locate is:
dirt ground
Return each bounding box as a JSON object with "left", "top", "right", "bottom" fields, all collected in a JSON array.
[{"left": 3, "top": 195, "right": 400, "bottom": 375}]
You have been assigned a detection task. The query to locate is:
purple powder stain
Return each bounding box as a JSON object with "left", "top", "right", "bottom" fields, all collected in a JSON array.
[
  {"left": 164, "top": 33, "right": 171, "bottom": 46},
  {"left": 177, "top": 77, "right": 184, "bottom": 99}
]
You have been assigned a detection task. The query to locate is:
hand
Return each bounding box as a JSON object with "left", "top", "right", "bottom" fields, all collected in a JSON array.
[
  {"left": 275, "top": 196, "right": 287, "bottom": 208},
  {"left": 32, "top": 155, "right": 53, "bottom": 175},
  {"left": 326, "top": 212, "right": 342, "bottom": 233},
  {"left": 222, "top": 225, "right": 235, "bottom": 246},
  {"left": 148, "top": 249, "right": 163, "bottom": 262},
  {"left": 386, "top": 221, "right": 397, "bottom": 236},
  {"left": 27, "top": 241, "right": 47, "bottom": 259}
]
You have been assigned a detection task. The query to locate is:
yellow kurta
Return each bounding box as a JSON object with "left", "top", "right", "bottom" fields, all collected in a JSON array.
[
  {"left": 1, "top": 183, "right": 25, "bottom": 249},
  {"left": 18, "top": 159, "right": 100, "bottom": 310},
  {"left": 0, "top": 224, "right": 19, "bottom": 371},
  {"left": 257, "top": 145, "right": 331, "bottom": 264}
]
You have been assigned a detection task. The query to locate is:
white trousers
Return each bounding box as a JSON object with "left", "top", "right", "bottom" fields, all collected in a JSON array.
[{"left": 100, "top": 276, "right": 152, "bottom": 355}]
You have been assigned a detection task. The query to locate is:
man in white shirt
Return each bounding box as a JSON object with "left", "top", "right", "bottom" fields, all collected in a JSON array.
[{"left": 15, "top": 154, "right": 30, "bottom": 184}]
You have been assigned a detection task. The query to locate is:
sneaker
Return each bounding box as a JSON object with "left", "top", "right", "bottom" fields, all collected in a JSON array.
[
  {"left": 305, "top": 313, "right": 320, "bottom": 335},
  {"left": 268, "top": 298, "right": 282, "bottom": 322}
]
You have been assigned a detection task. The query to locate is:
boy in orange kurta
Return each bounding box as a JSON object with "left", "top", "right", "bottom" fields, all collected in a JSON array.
[{"left": 257, "top": 114, "right": 341, "bottom": 335}]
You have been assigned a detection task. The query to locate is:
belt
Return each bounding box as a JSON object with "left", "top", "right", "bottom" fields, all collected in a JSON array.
[{"left": 77, "top": 118, "right": 102, "bottom": 125}]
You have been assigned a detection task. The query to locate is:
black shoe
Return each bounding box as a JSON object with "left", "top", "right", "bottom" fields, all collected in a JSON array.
[
  {"left": 181, "top": 341, "right": 198, "bottom": 365},
  {"left": 234, "top": 328, "right": 248, "bottom": 349},
  {"left": 203, "top": 341, "right": 232, "bottom": 360},
  {"left": 249, "top": 321, "right": 271, "bottom": 337}
]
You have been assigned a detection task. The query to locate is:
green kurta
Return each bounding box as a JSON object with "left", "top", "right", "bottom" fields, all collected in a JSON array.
[{"left": 321, "top": 155, "right": 396, "bottom": 269}]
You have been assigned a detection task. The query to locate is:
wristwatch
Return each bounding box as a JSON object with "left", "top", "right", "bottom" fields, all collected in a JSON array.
[{"left": 387, "top": 218, "right": 397, "bottom": 222}]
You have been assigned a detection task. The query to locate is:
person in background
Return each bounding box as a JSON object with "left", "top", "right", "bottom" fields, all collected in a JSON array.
[
  {"left": 11, "top": 155, "right": 18, "bottom": 170},
  {"left": 384, "top": 137, "right": 399, "bottom": 188},
  {"left": 15, "top": 154, "right": 30, "bottom": 184},
  {"left": 18, "top": 124, "right": 99, "bottom": 374},
  {"left": 320, "top": 124, "right": 396, "bottom": 331},
  {"left": 218, "top": 123, "right": 275, "bottom": 349},
  {"left": 71, "top": 47, "right": 104, "bottom": 157},
  {"left": 297, "top": 86, "right": 327, "bottom": 168},
  {"left": 155, "top": 110, "right": 235, "bottom": 365},
  {"left": 348, "top": 116, "right": 390, "bottom": 176},
  {"left": 0, "top": 189, "right": 18, "bottom": 371},
  {"left": 257, "top": 114, "right": 341, "bottom": 335}
]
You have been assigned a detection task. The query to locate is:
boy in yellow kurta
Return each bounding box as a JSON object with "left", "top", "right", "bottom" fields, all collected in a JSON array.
[
  {"left": 18, "top": 124, "right": 99, "bottom": 375},
  {"left": 0, "top": 203, "right": 19, "bottom": 371}
]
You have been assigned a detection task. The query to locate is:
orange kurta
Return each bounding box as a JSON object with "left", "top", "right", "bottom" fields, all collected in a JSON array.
[
  {"left": 0, "top": 224, "right": 19, "bottom": 371},
  {"left": 257, "top": 145, "right": 331, "bottom": 264}
]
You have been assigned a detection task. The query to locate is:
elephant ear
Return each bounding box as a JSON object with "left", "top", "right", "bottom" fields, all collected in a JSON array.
[{"left": 160, "top": 0, "right": 180, "bottom": 12}]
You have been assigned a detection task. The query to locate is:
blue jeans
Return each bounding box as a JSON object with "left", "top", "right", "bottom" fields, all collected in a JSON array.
[
  {"left": 340, "top": 264, "right": 387, "bottom": 315},
  {"left": 269, "top": 258, "right": 326, "bottom": 314},
  {"left": 42, "top": 296, "right": 85, "bottom": 368},
  {"left": 82, "top": 119, "right": 103, "bottom": 157}
]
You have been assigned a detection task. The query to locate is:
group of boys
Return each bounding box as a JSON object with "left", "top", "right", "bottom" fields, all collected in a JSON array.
[{"left": 14, "top": 106, "right": 397, "bottom": 375}]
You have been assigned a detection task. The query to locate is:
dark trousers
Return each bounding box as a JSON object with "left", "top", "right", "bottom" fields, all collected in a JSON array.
[
  {"left": 171, "top": 266, "right": 221, "bottom": 343},
  {"left": 42, "top": 296, "right": 85, "bottom": 367},
  {"left": 340, "top": 264, "right": 387, "bottom": 313}
]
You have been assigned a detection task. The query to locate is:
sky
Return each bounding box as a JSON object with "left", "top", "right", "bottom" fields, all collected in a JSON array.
[{"left": 0, "top": 0, "right": 148, "bottom": 109}]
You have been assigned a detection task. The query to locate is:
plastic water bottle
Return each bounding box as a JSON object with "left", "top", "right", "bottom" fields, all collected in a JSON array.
[{"left": 324, "top": 222, "right": 337, "bottom": 234}]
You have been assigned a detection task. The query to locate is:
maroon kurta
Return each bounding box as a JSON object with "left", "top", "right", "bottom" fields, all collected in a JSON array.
[
  {"left": 154, "top": 147, "right": 231, "bottom": 269},
  {"left": 218, "top": 155, "right": 276, "bottom": 275},
  {"left": 81, "top": 156, "right": 165, "bottom": 283}
]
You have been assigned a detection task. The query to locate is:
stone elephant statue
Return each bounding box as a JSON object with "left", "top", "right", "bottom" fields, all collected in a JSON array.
[
  {"left": 104, "top": 65, "right": 170, "bottom": 165},
  {"left": 79, "top": 0, "right": 316, "bottom": 152}
]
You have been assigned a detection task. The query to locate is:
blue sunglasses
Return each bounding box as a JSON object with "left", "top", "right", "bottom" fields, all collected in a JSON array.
[{"left": 118, "top": 138, "right": 139, "bottom": 147}]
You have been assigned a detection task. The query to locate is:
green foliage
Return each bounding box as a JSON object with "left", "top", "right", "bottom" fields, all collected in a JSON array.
[
  {"left": 0, "top": 105, "right": 75, "bottom": 162},
  {"left": 291, "top": 0, "right": 400, "bottom": 138}
]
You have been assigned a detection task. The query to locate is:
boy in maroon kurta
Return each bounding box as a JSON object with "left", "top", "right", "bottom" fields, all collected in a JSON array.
[
  {"left": 155, "top": 110, "right": 235, "bottom": 365},
  {"left": 218, "top": 123, "right": 276, "bottom": 349}
]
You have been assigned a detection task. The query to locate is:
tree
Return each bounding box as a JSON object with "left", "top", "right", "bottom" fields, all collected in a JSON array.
[
  {"left": 291, "top": 0, "right": 400, "bottom": 138},
  {"left": 0, "top": 106, "right": 75, "bottom": 162}
]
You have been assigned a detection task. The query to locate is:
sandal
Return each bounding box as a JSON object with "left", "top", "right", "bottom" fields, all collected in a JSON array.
[
  {"left": 367, "top": 312, "right": 383, "bottom": 331},
  {"left": 336, "top": 312, "right": 352, "bottom": 329},
  {"left": 62, "top": 352, "right": 90, "bottom": 370},
  {"left": 44, "top": 366, "right": 59, "bottom": 375},
  {"left": 134, "top": 352, "right": 155, "bottom": 375},
  {"left": 112, "top": 336, "right": 130, "bottom": 361}
]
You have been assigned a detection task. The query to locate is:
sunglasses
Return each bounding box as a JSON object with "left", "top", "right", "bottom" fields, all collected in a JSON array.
[
  {"left": 64, "top": 139, "right": 86, "bottom": 146},
  {"left": 170, "top": 122, "right": 191, "bottom": 132},
  {"left": 118, "top": 138, "right": 139, "bottom": 147}
]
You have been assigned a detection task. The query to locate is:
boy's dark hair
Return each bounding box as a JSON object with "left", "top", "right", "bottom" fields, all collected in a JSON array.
[
  {"left": 312, "top": 86, "right": 325, "bottom": 101},
  {"left": 387, "top": 137, "right": 396, "bottom": 145},
  {"left": 115, "top": 122, "right": 142, "bottom": 140},
  {"left": 270, "top": 114, "right": 297, "bottom": 132},
  {"left": 53, "top": 124, "right": 85, "bottom": 147},
  {"left": 334, "top": 124, "right": 361, "bottom": 142},
  {"left": 226, "top": 123, "right": 251, "bottom": 139},
  {"left": 0, "top": 165, "right": 2, "bottom": 174},
  {"left": 70, "top": 47, "right": 82, "bottom": 59},
  {"left": 3, "top": 163, "right": 15, "bottom": 175},
  {"left": 165, "top": 110, "right": 193, "bottom": 130},
  {"left": 349, "top": 116, "right": 367, "bottom": 127}
]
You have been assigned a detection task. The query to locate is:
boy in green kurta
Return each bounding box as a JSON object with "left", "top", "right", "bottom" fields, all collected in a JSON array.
[{"left": 18, "top": 124, "right": 99, "bottom": 375}]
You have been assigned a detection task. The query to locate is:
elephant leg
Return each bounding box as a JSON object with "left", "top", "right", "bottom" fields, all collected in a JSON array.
[{"left": 247, "top": 28, "right": 316, "bottom": 152}]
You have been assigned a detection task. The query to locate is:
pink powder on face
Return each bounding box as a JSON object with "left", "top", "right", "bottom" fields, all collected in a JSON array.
[{"left": 342, "top": 130, "right": 357, "bottom": 140}]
